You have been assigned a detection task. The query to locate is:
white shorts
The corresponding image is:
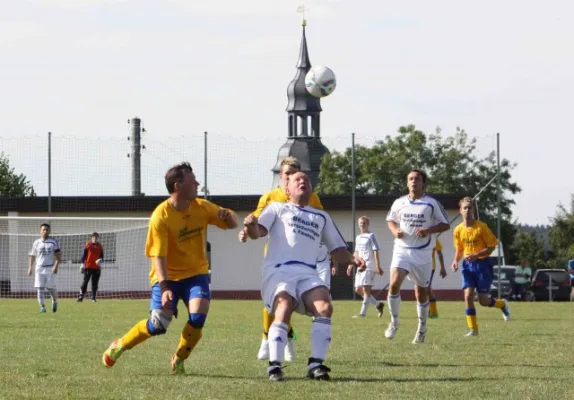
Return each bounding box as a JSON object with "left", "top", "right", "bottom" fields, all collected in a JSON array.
[
  {"left": 355, "top": 270, "right": 376, "bottom": 288},
  {"left": 35, "top": 271, "right": 56, "bottom": 289},
  {"left": 262, "top": 268, "right": 328, "bottom": 316},
  {"left": 390, "top": 251, "right": 432, "bottom": 288},
  {"left": 316, "top": 261, "right": 331, "bottom": 288}
]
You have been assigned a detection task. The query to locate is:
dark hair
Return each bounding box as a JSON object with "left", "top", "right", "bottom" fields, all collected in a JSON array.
[
  {"left": 91, "top": 232, "right": 99, "bottom": 237},
  {"left": 40, "top": 223, "right": 50, "bottom": 229},
  {"left": 408, "top": 169, "right": 428, "bottom": 184},
  {"left": 165, "top": 162, "right": 193, "bottom": 194}
]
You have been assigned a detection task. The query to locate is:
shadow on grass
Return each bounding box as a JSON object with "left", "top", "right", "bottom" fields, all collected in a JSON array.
[{"left": 379, "top": 361, "right": 569, "bottom": 369}]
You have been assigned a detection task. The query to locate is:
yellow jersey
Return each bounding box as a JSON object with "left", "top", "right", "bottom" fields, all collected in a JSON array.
[
  {"left": 431, "top": 238, "right": 442, "bottom": 271},
  {"left": 252, "top": 186, "right": 323, "bottom": 218},
  {"left": 453, "top": 220, "right": 498, "bottom": 259},
  {"left": 146, "top": 198, "right": 230, "bottom": 285}
]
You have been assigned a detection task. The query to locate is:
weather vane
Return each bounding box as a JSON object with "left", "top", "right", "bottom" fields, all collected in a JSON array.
[{"left": 297, "top": 5, "right": 308, "bottom": 26}]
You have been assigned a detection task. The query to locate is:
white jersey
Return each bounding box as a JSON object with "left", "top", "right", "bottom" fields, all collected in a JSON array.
[
  {"left": 258, "top": 202, "right": 347, "bottom": 278},
  {"left": 386, "top": 194, "right": 449, "bottom": 260},
  {"left": 29, "top": 238, "right": 61, "bottom": 274},
  {"left": 354, "top": 232, "right": 380, "bottom": 271}
]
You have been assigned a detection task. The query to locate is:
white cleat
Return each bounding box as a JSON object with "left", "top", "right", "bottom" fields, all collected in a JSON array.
[
  {"left": 384, "top": 323, "right": 398, "bottom": 339},
  {"left": 501, "top": 299, "right": 511, "bottom": 321},
  {"left": 465, "top": 330, "right": 478, "bottom": 337},
  {"left": 412, "top": 330, "right": 427, "bottom": 344},
  {"left": 257, "top": 338, "right": 269, "bottom": 360},
  {"left": 284, "top": 338, "right": 295, "bottom": 362},
  {"left": 352, "top": 314, "right": 366, "bottom": 319}
]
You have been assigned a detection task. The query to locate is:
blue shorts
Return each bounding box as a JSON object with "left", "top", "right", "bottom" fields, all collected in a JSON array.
[
  {"left": 150, "top": 274, "right": 211, "bottom": 313},
  {"left": 461, "top": 258, "right": 493, "bottom": 294}
]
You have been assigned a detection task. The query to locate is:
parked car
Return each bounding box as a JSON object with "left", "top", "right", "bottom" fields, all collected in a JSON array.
[
  {"left": 525, "top": 269, "right": 571, "bottom": 301},
  {"left": 489, "top": 266, "right": 517, "bottom": 299}
]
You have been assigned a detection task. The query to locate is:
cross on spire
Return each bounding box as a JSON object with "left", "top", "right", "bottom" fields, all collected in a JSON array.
[{"left": 297, "top": 5, "right": 308, "bottom": 26}]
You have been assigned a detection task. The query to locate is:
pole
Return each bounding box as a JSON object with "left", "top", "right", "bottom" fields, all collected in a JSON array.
[
  {"left": 204, "top": 131, "right": 208, "bottom": 200},
  {"left": 48, "top": 132, "right": 52, "bottom": 214},
  {"left": 130, "top": 118, "right": 142, "bottom": 196},
  {"left": 496, "top": 133, "right": 502, "bottom": 298},
  {"left": 351, "top": 132, "right": 356, "bottom": 300}
]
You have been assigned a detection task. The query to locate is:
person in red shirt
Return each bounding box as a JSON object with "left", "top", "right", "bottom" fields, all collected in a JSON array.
[{"left": 77, "top": 232, "right": 104, "bottom": 302}]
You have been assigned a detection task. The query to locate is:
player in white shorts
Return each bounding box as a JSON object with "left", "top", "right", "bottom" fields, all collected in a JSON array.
[
  {"left": 27, "top": 223, "right": 61, "bottom": 313},
  {"left": 385, "top": 169, "right": 450, "bottom": 344},
  {"left": 347, "top": 216, "right": 384, "bottom": 318},
  {"left": 244, "top": 171, "right": 365, "bottom": 382}
]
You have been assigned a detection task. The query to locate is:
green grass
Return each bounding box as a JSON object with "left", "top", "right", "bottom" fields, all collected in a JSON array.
[{"left": 0, "top": 299, "right": 572, "bottom": 400}]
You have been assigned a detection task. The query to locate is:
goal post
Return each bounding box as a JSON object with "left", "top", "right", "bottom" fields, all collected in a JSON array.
[{"left": 0, "top": 216, "right": 151, "bottom": 299}]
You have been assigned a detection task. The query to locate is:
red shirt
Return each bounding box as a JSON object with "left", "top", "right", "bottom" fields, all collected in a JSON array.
[{"left": 82, "top": 242, "right": 104, "bottom": 269}]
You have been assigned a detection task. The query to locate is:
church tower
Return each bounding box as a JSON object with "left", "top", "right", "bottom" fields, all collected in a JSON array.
[{"left": 271, "top": 19, "right": 330, "bottom": 188}]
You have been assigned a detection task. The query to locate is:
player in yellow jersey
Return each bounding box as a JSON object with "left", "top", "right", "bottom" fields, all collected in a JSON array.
[
  {"left": 428, "top": 238, "right": 447, "bottom": 318},
  {"left": 238, "top": 157, "right": 323, "bottom": 362},
  {"left": 102, "top": 162, "right": 238, "bottom": 373},
  {"left": 451, "top": 197, "right": 510, "bottom": 336}
]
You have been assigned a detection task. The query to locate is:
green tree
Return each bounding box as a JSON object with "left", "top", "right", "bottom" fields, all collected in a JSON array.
[
  {"left": 547, "top": 195, "right": 574, "bottom": 269},
  {"left": 316, "top": 125, "right": 521, "bottom": 259},
  {"left": 513, "top": 231, "right": 545, "bottom": 268},
  {"left": 0, "top": 152, "right": 35, "bottom": 196}
]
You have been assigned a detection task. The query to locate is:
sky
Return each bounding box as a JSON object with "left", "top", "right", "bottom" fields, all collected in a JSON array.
[{"left": 0, "top": 0, "right": 572, "bottom": 225}]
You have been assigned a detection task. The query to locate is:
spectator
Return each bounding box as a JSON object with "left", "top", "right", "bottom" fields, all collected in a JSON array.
[
  {"left": 511, "top": 259, "right": 532, "bottom": 301},
  {"left": 568, "top": 256, "right": 574, "bottom": 300}
]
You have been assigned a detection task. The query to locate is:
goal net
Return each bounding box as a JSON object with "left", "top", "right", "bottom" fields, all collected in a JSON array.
[{"left": 0, "top": 216, "right": 151, "bottom": 299}]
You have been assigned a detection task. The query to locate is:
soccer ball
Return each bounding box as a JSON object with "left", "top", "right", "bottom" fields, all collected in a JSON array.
[{"left": 305, "top": 66, "right": 337, "bottom": 98}]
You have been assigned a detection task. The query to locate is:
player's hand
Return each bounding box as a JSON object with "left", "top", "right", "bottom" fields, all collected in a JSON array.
[
  {"left": 27, "top": 269, "right": 32, "bottom": 276},
  {"left": 217, "top": 208, "right": 231, "bottom": 220},
  {"left": 376, "top": 266, "right": 384, "bottom": 276},
  {"left": 395, "top": 228, "right": 404, "bottom": 239},
  {"left": 52, "top": 266, "right": 58, "bottom": 274},
  {"left": 465, "top": 254, "right": 478, "bottom": 262},
  {"left": 346, "top": 265, "right": 353, "bottom": 277},
  {"left": 79, "top": 265, "right": 85, "bottom": 274},
  {"left": 353, "top": 256, "right": 366, "bottom": 271},
  {"left": 440, "top": 267, "right": 447, "bottom": 279},
  {"left": 451, "top": 262, "right": 458, "bottom": 272},
  {"left": 243, "top": 214, "right": 258, "bottom": 226},
  {"left": 415, "top": 228, "right": 428, "bottom": 238},
  {"left": 161, "top": 289, "right": 174, "bottom": 309},
  {"left": 331, "top": 267, "right": 337, "bottom": 276},
  {"left": 238, "top": 228, "right": 248, "bottom": 243}
]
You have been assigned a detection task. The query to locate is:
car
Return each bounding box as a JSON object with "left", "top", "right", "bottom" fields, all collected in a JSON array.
[
  {"left": 489, "top": 266, "right": 517, "bottom": 299},
  {"left": 525, "top": 269, "right": 571, "bottom": 301}
]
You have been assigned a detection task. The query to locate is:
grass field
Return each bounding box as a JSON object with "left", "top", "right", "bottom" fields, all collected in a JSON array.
[{"left": 0, "top": 299, "right": 572, "bottom": 400}]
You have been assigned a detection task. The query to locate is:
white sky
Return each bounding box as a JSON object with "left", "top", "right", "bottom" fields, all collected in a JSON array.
[{"left": 0, "top": 0, "right": 572, "bottom": 225}]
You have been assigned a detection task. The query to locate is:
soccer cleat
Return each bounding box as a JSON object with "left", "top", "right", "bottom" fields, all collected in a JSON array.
[
  {"left": 376, "top": 302, "right": 385, "bottom": 318},
  {"left": 465, "top": 330, "right": 478, "bottom": 337},
  {"left": 412, "top": 330, "right": 427, "bottom": 344},
  {"left": 501, "top": 299, "right": 511, "bottom": 321},
  {"left": 428, "top": 312, "right": 439, "bottom": 319},
  {"left": 384, "top": 323, "right": 398, "bottom": 339},
  {"left": 52, "top": 302, "right": 58, "bottom": 313},
  {"left": 76, "top": 296, "right": 83, "bottom": 302},
  {"left": 170, "top": 355, "right": 185, "bottom": 375},
  {"left": 307, "top": 364, "right": 331, "bottom": 381},
  {"left": 257, "top": 338, "right": 269, "bottom": 360},
  {"left": 268, "top": 366, "right": 284, "bottom": 382},
  {"left": 40, "top": 306, "right": 46, "bottom": 313},
  {"left": 352, "top": 314, "right": 366, "bottom": 319},
  {"left": 102, "top": 339, "right": 124, "bottom": 368},
  {"left": 285, "top": 338, "right": 296, "bottom": 362},
  {"left": 92, "top": 299, "right": 97, "bottom": 303}
]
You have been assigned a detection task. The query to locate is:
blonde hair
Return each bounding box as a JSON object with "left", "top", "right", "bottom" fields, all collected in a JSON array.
[
  {"left": 459, "top": 196, "right": 474, "bottom": 207},
  {"left": 358, "top": 216, "right": 370, "bottom": 224},
  {"left": 280, "top": 157, "right": 301, "bottom": 171}
]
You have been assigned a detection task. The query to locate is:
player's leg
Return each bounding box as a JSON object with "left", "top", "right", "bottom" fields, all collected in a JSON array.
[
  {"left": 363, "top": 272, "right": 383, "bottom": 316},
  {"left": 259, "top": 308, "right": 296, "bottom": 362},
  {"left": 78, "top": 269, "right": 91, "bottom": 302},
  {"left": 428, "top": 270, "right": 438, "bottom": 318},
  {"left": 410, "top": 263, "right": 432, "bottom": 344},
  {"left": 475, "top": 261, "right": 510, "bottom": 321},
  {"left": 91, "top": 269, "right": 101, "bottom": 301},
  {"left": 102, "top": 282, "right": 176, "bottom": 368},
  {"left": 353, "top": 271, "right": 367, "bottom": 317},
  {"left": 385, "top": 262, "right": 409, "bottom": 339},
  {"left": 35, "top": 273, "right": 46, "bottom": 312},
  {"left": 171, "top": 274, "right": 211, "bottom": 374},
  {"left": 462, "top": 263, "right": 479, "bottom": 335},
  {"left": 301, "top": 283, "right": 333, "bottom": 381},
  {"left": 45, "top": 274, "right": 58, "bottom": 312}
]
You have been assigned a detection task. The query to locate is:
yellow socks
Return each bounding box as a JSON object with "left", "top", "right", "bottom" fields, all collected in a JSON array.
[
  {"left": 492, "top": 299, "right": 505, "bottom": 309},
  {"left": 174, "top": 322, "right": 202, "bottom": 361},
  {"left": 429, "top": 299, "right": 438, "bottom": 315},
  {"left": 120, "top": 319, "right": 152, "bottom": 349},
  {"left": 263, "top": 307, "right": 294, "bottom": 339}
]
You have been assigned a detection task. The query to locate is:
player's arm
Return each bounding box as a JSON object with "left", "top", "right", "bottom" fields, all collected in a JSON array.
[
  {"left": 332, "top": 248, "right": 364, "bottom": 271},
  {"left": 451, "top": 229, "right": 464, "bottom": 271},
  {"left": 418, "top": 200, "right": 450, "bottom": 236},
  {"left": 372, "top": 234, "right": 383, "bottom": 275},
  {"left": 27, "top": 255, "right": 35, "bottom": 276},
  {"left": 52, "top": 250, "right": 61, "bottom": 274},
  {"left": 467, "top": 225, "right": 497, "bottom": 261},
  {"left": 239, "top": 192, "right": 271, "bottom": 241},
  {"left": 218, "top": 208, "right": 238, "bottom": 229},
  {"left": 437, "top": 249, "right": 447, "bottom": 278},
  {"left": 323, "top": 215, "right": 365, "bottom": 271},
  {"left": 244, "top": 203, "right": 277, "bottom": 239},
  {"left": 387, "top": 221, "right": 403, "bottom": 238}
]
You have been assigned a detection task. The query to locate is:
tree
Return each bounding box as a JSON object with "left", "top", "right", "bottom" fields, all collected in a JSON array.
[
  {"left": 547, "top": 195, "right": 574, "bottom": 269},
  {"left": 0, "top": 152, "right": 35, "bottom": 196},
  {"left": 513, "top": 231, "right": 545, "bottom": 268},
  {"left": 316, "top": 125, "right": 521, "bottom": 259}
]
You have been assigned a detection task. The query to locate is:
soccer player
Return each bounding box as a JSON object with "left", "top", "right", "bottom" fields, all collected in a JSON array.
[
  {"left": 244, "top": 171, "right": 365, "bottom": 381},
  {"left": 238, "top": 156, "right": 323, "bottom": 362},
  {"left": 27, "top": 223, "right": 61, "bottom": 313},
  {"left": 316, "top": 242, "right": 335, "bottom": 289},
  {"left": 428, "top": 238, "right": 447, "bottom": 318},
  {"left": 452, "top": 196, "right": 510, "bottom": 336},
  {"left": 77, "top": 232, "right": 104, "bottom": 303},
  {"left": 347, "top": 216, "right": 384, "bottom": 318},
  {"left": 102, "top": 162, "right": 238, "bottom": 373},
  {"left": 385, "top": 169, "right": 450, "bottom": 344}
]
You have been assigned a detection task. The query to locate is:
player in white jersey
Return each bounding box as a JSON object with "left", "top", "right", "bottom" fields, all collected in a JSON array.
[
  {"left": 27, "top": 223, "right": 61, "bottom": 313},
  {"left": 347, "top": 216, "right": 384, "bottom": 318},
  {"left": 316, "top": 242, "right": 335, "bottom": 289},
  {"left": 385, "top": 169, "right": 450, "bottom": 344},
  {"left": 244, "top": 172, "right": 365, "bottom": 382}
]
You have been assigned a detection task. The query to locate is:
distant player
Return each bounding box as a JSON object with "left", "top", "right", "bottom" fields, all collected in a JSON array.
[
  {"left": 428, "top": 238, "right": 447, "bottom": 318},
  {"left": 102, "top": 162, "right": 238, "bottom": 373},
  {"left": 244, "top": 171, "right": 365, "bottom": 381},
  {"left": 385, "top": 169, "right": 450, "bottom": 344},
  {"left": 28, "top": 223, "right": 61, "bottom": 313},
  {"left": 347, "top": 216, "right": 384, "bottom": 318},
  {"left": 452, "top": 197, "right": 510, "bottom": 336},
  {"left": 238, "top": 156, "right": 324, "bottom": 362},
  {"left": 77, "top": 232, "right": 104, "bottom": 302}
]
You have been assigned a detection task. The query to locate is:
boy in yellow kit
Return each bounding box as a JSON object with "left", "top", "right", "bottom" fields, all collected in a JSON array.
[{"left": 451, "top": 197, "right": 510, "bottom": 336}]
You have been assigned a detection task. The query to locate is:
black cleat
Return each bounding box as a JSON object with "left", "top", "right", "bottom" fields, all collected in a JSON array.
[
  {"left": 306, "top": 364, "right": 331, "bottom": 381},
  {"left": 76, "top": 296, "right": 83, "bottom": 302},
  {"left": 376, "top": 302, "right": 385, "bottom": 318},
  {"left": 268, "top": 366, "right": 284, "bottom": 382}
]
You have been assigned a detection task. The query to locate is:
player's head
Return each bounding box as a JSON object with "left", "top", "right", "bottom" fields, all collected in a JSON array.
[
  {"left": 407, "top": 169, "right": 427, "bottom": 195},
  {"left": 358, "top": 216, "right": 370, "bottom": 232},
  {"left": 40, "top": 223, "right": 50, "bottom": 239},
  {"left": 279, "top": 157, "right": 301, "bottom": 189},
  {"left": 520, "top": 259, "right": 528, "bottom": 267},
  {"left": 458, "top": 196, "right": 474, "bottom": 221},
  {"left": 165, "top": 162, "right": 199, "bottom": 200},
  {"left": 286, "top": 171, "right": 312, "bottom": 204},
  {"left": 91, "top": 232, "right": 99, "bottom": 243}
]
